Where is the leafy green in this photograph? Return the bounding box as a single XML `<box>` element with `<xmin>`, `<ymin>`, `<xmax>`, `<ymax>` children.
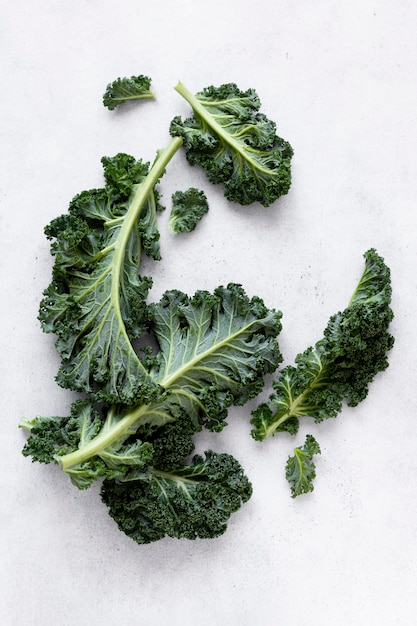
<box><xmin>147</xmin><ymin>284</ymin><xmax>282</xmax><ymax>432</ymax></box>
<box><xmin>169</xmin><ymin>187</ymin><xmax>209</xmax><ymax>234</ymax></box>
<box><xmin>251</xmin><ymin>249</ymin><xmax>394</xmax><ymax>442</ymax></box>
<box><xmin>101</xmin><ymin>450</ymin><xmax>253</xmax><ymax>544</ymax></box>
<box><xmin>103</xmin><ymin>75</ymin><xmax>155</xmax><ymax>110</ymax></box>
<box><xmin>170</xmin><ymin>82</ymin><xmax>293</xmax><ymax>206</ymax></box>
<box><xmin>285</xmin><ymin>435</ymin><xmax>321</xmax><ymax>498</ymax></box>
<box><xmin>22</xmin><ymin>74</ymin><xmax>290</xmax><ymax>539</ymax></box>
<box><xmin>23</xmin><ymin>283</ymin><xmax>283</xmax><ymax>490</ymax></box>
<box><xmin>39</xmin><ymin>141</ymin><xmax>182</xmax><ymax>404</ymax></box>
<box><xmin>21</xmin><ymin>282</ymin><xmax>282</xmax><ymax>540</ymax></box>
<box><xmin>251</xmin><ymin>249</ymin><xmax>394</xmax><ymax>494</ymax></box>
<box><xmin>21</xmin><ymin>74</ymin><xmax>395</xmax><ymax>545</ymax></box>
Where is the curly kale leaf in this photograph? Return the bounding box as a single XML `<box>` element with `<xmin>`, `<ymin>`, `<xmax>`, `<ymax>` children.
<box><xmin>100</xmin><ymin>450</ymin><xmax>253</xmax><ymax>543</ymax></box>
<box><xmin>147</xmin><ymin>283</ymin><xmax>283</xmax><ymax>433</ymax></box>
<box><xmin>251</xmin><ymin>249</ymin><xmax>394</xmax><ymax>440</ymax></box>
<box><xmin>169</xmin><ymin>187</ymin><xmax>209</xmax><ymax>234</ymax></box>
<box><xmin>39</xmin><ymin>143</ymin><xmax>182</xmax><ymax>404</ymax></box>
<box><xmin>170</xmin><ymin>82</ymin><xmax>293</xmax><ymax>206</ymax></box>
<box><xmin>285</xmin><ymin>435</ymin><xmax>321</xmax><ymax>498</ymax></box>
<box><xmin>103</xmin><ymin>75</ymin><xmax>155</xmax><ymax>110</ymax></box>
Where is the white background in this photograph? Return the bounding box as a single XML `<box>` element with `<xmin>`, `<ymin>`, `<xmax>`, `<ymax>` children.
<box><xmin>2</xmin><ymin>1</ymin><xmax>417</xmax><ymax>624</ymax></box>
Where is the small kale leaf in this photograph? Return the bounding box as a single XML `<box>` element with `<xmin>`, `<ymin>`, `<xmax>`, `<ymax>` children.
<box><xmin>285</xmin><ymin>434</ymin><xmax>321</xmax><ymax>498</ymax></box>
<box><xmin>103</xmin><ymin>75</ymin><xmax>155</xmax><ymax>110</ymax></box>
<box><xmin>169</xmin><ymin>187</ymin><xmax>209</xmax><ymax>234</ymax></box>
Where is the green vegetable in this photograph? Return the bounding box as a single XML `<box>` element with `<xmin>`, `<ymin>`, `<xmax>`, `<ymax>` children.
<box><xmin>103</xmin><ymin>75</ymin><xmax>155</xmax><ymax>110</ymax></box>
<box><xmin>169</xmin><ymin>187</ymin><xmax>209</xmax><ymax>234</ymax></box>
<box><xmin>251</xmin><ymin>249</ymin><xmax>394</xmax><ymax>491</ymax></box>
<box><xmin>41</xmin><ymin>76</ymin><xmax>291</xmax><ymax>394</ymax></box>
<box><xmin>24</xmin><ymin>284</ymin><xmax>282</xmax><ymax>480</ymax></box>
<box><xmin>20</xmin><ymin>74</ymin><xmax>394</xmax><ymax>546</ymax></box>
<box><xmin>38</xmin><ymin>144</ymin><xmax>182</xmax><ymax>403</ymax></box>
<box><xmin>170</xmin><ymin>82</ymin><xmax>293</xmax><ymax>206</ymax></box>
<box><xmin>21</xmin><ymin>283</ymin><xmax>282</xmax><ymax>537</ymax></box>
<box><xmin>101</xmin><ymin>450</ymin><xmax>253</xmax><ymax>544</ymax></box>
<box><xmin>251</xmin><ymin>249</ymin><xmax>394</xmax><ymax>440</ymax></box>
<box><xmin>22</xmin><ymin>76</ymin><xmax>289</xmax><ymax>540</ymax></box>
<box><xmin>285</xmin><ymin>435</ymin><xmax>321</xmax><ymax>498</ymax></box>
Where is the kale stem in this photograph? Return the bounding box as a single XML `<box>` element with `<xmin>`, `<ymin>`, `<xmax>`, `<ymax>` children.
<box><xmin>110</xmin><ymin>136</ymin><xmax>183</xmax><ymax>325</ymax></box>
<box><xmin>57</xmin><ymin>404</ymin><xmax>149</xmax><ymax>471</ymax></box>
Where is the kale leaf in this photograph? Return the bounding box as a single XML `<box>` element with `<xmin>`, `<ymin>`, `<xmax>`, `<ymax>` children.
<box><xmin>39</xmin><ymin>144</ymin><xmax>182</xmax><ymax>404</ymax></box>
<box><xmin>170</xmin><ymin>82</ymin><xmax>293</xmax><ymax>206</ymax></box>
<box><xmin>103</xmin><ymin>75</ymin><xmax>155</xmax><ymax>110</ymax></box>
<box><xmin>101</xmin><ymin>451</ymin><xmax>253</xmax><ymax>544</ymax></box>
<box><xmin>285</xmin><ymin>435</ymin><xmax>321</xmax><ymax>498</ymax></box>
<box><xmin>251</xmin><ymin>249</ymin><xmax>394</xmax><ymax>441</ymax></box>
<box><xmin>169</xmin><ymin>187</ymin><xmax>209</xmax><ymax>234</ymax></box>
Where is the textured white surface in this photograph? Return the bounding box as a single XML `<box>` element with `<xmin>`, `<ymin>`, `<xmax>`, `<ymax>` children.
<box><xmin>2</xmin><ymin>1</ymin><xmax>417</xmax><ymax>624</ymax></box>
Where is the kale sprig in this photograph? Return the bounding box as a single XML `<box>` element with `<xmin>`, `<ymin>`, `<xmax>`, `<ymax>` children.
<box><xmin>38</xmin><ymin>144</ymin><xmax>181</xmax><ymax>404</ymax></box>
<box><xmin>285</xmin><ymin>435</ymin><xmax>321</xmax><ymax>498</ymax></box>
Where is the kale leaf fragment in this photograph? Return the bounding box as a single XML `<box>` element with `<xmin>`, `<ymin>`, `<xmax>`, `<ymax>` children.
<box><xmin>169</xmin><ymin>187</ymin><xmax>209</xmax><ymax>234</ymax></box>
<box><xmin>285</xmin><ymin>434</ymin><xmax>321</xmax><ymax>498</ymax></box>
<box><xmin>103</xmin><ymin>75</ymin><xmax>155</xmax><ymax>110</ymax></box>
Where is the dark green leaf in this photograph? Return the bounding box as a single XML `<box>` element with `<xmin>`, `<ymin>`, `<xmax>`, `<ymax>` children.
<box><xmin>170</xmin><ymin>82</ymin><xmax>293</xmax><ymax>206</ymax></box>
<box><xmin>285</xmin><ymin>435</ymin><xmax>321</xmax><ymax>498</ymax></box>
<box><xmin>103</xmin><ymin>75</ymin><xmax>155</xmax><ymax>110</ymax></box>
<box><xmin>101</xmin><ymin>450</ymin><xmax>253</xmax><ymax>543</ymax></box>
